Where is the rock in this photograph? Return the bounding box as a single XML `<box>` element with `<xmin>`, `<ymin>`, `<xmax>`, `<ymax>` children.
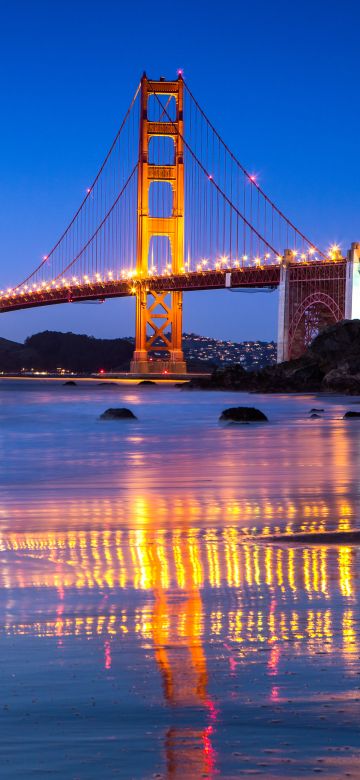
<box><xmin>265</xmin><ymin>530</ymin><xmax>360</xmax><ymax>544</ymax></box>
<box><xmin>100</xmin><ymin>408</ymin><xmax>137</xmax><ymax>420</ymax></box>
<box><xmin>322</xmin><ymin>366</ymin><xmax>360</xmax><ymax>394</ymax></box>
<box><xmin>63</xmin><ymin>380</ymin><xmax>77</xmax><ymax>386</ymax></box>
<box><xmin>97</xmin><ymin>381</ymin><xmax>118</xmax><ymax>386</ymax></box>
<box><xmin>137</xmin><ymin>380</ymin><xmax>157</xmax><ymax>386</ymax></box>
<box><xmin>219</xmin><ymin>406</ymin><xmax>268</xmax><ymax>423</ymax></box>
<box><xmin>343</xmin><ymin>411</ymin><xmax>360</xmax><ymax>419</ymax></box>
<box><xmin>310</xmin><ymin>413</ymin><xmax>321</xmax><ymax>418</ymax></box>
<box><xmin>310</xmin><ymin>408</ymin><xmax>324</xmax><ymax>413</ymax></box>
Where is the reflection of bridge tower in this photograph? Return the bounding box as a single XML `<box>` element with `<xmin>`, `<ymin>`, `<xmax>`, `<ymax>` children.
<box><xmin>150</xmin><ymin>540</ymin><xmax>215</xmax><ymax>778</ymax></box>
<box><xmin>130</xmin><ymin>74</ymin><xmax>186</xmax><ymax>375</ymax></box>
<box><xmin>277</xmin><ymin>244</ymin><xmax>360</xmax><ymax>362</ymax></box>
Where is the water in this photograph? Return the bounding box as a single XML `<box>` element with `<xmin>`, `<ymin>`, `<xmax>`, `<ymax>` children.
<box><xmin>0</xmin><ymin>379</ymin><xmax>359</xmax><ymax>778</ymax></box>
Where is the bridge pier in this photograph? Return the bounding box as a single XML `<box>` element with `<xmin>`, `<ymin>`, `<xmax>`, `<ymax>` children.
<box><xmin>345</xmin><ymin>242</ymin><xmax>360</xmax><ymax>319</ymax></box>
<box><xmin>276</xmin><ymin>250</ymin><xmax>291</xmax><ymax>363</ymax></box>
<box><xmin>130</xmin><ymin>286</ymin><xmax>186</xmax><ymax>375</ymax></box>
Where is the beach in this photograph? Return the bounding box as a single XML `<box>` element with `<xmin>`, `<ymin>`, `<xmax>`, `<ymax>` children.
<box><xmin>0</xmin><ymin>380</ymin><xmax>359</xmax><ymax>778</ymax></box>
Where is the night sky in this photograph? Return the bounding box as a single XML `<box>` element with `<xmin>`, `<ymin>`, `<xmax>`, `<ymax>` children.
<box><xmin>1</xmin><ymin>0</ymin><xmax>359</xmax><ymax>344</ymax></box>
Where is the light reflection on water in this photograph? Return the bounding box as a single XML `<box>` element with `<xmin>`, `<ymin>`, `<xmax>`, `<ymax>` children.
<box><xmin>0</xmin><ymin>380</ymin><xmax>360</xmax><ymax>778</ymax></box>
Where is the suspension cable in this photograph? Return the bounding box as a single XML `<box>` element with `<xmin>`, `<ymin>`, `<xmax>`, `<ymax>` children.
<box><xmin>183</xmin><ymin>81</ymin><xmax>325</xmax><ymax>258</ymax></box>
<box><xmin>53</xmin><ymin>163</ymin><xmax>138</xmax><ymax>280</ymax></box>
<box><xmin>16</xmin><ymin>81</ymin><xmax>141</xmax><ymax>289</ymax></box>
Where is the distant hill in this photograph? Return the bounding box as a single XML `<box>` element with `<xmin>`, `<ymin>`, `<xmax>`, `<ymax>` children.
<box><xmin>182</xmin><ymin>333</ymin><xmax>277</xmax><ymax>369</ymax></box>
<box><xmin>0</xmin><ymin>337</ymin><xmax>39</xmax><ymax>372</ymax></box>
<box><xmin>0</xmin><ymin>331</ymin><xmax>133</xmax><ymax>373</ymax></box>
<box><xmin>0</xmin><ymin>330</ymin><xmax>277</xmax><ymax>374</ymax></box>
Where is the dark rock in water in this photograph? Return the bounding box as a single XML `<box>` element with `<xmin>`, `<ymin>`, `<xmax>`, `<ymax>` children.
<box><xmin>220</xmin><ymin>406</ymin><xmax>268</xmax><ymax>423</ymax></box>
<box><xmin>265</xmin><ymin>529</ymin><xmax>360</xmax><ymax>545</ymax></box>
<box><xmin>310</xmin><ymin>408</ymin><xmax>324</xmax><ymax>413</ymax></box>
<box><xmin>97</xmin><ymin>381</ymin><xmax>118</xmax><ymax>386</ymax></box>
<box><xmin>343</xmin><ymin>410</ymin><xmax>360</xmax><ymax>419</ymax></box>
<box><xmin>138</xmin><ymin>380</ymin><xmax>157</xmax><ymax>386</ymax></box>
<box><xmin>63</xmin><ymin>380</ymin><xmax>77</xmax><ymax>386</ymax></box>
<box><xmin>100</xmin><ymin>408</ymin><xmax>137</xmax><ymax>420</ymax></box>
<box><xmin>310</xmin><ymin>413</ymin><xmax>321</xmax><ymax>418</ymax></box>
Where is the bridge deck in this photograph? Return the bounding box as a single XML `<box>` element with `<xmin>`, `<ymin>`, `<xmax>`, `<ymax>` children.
<box><xmin>0</xmin><ymin>265</ymin><xmax>282</xmax><ymax>313</ymax></box>
<box><xmin>0</xmin><ymin>261</ymin><xmax>346</xmax><ymax>314</ymax></box>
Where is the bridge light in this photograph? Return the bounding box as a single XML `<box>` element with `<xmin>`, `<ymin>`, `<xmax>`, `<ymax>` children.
<box><xmin>309</xmin><ymin>247</ymin><xmax>316</xmax><ymax>255</ymax></box>
<box><xmin>43</xmin><ymin>255</ymin><xmax>48</xmax><ymax>261</ymax></box>
<box><xmin>242</xmin><ymin>255</ymin><xmax>248</xmax><ymax>262</ymax></box>
<box><xmin>328</xmin><ymin>243</ymin><xmax>340</xmax><ymax>260</ymax></box>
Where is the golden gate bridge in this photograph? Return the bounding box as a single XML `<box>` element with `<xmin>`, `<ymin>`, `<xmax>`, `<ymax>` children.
<box><xmin>1</xmin><ymin>73</ymin><xmax>359</xmax><ymax>372</ymax></box>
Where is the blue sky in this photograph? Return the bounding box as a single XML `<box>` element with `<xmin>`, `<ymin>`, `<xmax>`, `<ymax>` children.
<box><xmin>0</xmin><ymin>0</ymin><xmax>359</xmax><ymax>343</ymax></box>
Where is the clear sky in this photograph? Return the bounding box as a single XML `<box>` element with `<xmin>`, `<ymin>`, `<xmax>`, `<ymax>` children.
<box><xmin>1</xmin><ymin>0</ymin><xmax>359</xmax><ymax>344</ymax></box>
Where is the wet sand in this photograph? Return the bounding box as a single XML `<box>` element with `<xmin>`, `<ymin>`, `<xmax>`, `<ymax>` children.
<box><xmin>0</xmin><ymin>381</ymin><xmax>359</xmax><ymax>778</ymax></box>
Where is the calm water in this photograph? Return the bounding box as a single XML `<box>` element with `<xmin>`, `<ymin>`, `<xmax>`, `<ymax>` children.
<box><xmin>0</xmin><ymin>380</ymin><xmax>359</xmax><ymax>779</ymax></box>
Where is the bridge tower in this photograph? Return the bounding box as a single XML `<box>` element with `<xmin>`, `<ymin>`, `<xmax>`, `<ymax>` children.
<box><xmin>130</xmin><ymin>74</ymin><xmax>186</xmax><ymax>375</ymax></box>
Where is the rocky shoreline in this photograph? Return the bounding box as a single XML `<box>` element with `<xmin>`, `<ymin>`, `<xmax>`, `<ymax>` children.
<box><xmin>183</xmin><ymin>320</ymin><xmax>360</xmax><ymax>394</ymax></box>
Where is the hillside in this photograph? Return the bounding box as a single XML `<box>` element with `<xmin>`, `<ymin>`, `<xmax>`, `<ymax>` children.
<box><xmin>185</xmin><ymin>320</ymin><xmax>360</xmax><ymax>394</ymax></box>
<box><xmin>0</xmin><ymin>331</ymin><xmax>133</xmax><ymax>373</ymax></box>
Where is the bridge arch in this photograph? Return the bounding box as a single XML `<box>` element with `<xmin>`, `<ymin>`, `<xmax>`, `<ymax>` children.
<box><xmin>288</xmin><ymin>291</ymin><xmax>343</xmax><ymax>359</ymax></box>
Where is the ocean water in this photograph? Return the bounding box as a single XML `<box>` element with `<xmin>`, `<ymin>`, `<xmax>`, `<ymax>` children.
<box><xmin>0</xmin><ymin>379</ymin><xmax>359</xmax><ymax>779</ymax></box>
